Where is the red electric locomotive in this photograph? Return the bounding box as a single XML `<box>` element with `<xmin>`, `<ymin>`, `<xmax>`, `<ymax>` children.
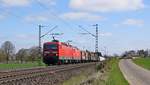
<box><xmin>43</xmin><ymin>40</ymin><xmax>81</xmax><ymax>65</ymax></box>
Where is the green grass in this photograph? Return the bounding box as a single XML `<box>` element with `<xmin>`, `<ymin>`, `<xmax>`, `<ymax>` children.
<box><xmin>81</xmin><ymin>58</ymin><xmax>129</xmax><ymax>85</ymax></box>
<box><xmin>0</xmin><ymin>62</ymin><xmax>46</xmax><ymax>70</ymax></box>
<box><xmin>133</xmin><ymin>58</ymin><xmax>150</xmax><ymax>70</ymax></box>
<box><xmin>105</xmin><ymin>59</ymin><xmax>129</xmax><ymax>85</ymax></box>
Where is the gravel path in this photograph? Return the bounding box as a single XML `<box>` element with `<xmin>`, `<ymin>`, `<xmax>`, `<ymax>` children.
<box><xmin>119</xmin><ymin>59</ymin><xmax>150</xmax><ymax>85</ymax></box>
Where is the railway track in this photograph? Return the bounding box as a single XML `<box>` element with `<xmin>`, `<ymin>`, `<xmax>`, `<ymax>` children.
<box><xmin>0</xmin><ymin>63</ymin><xmax>96</xmax><ymax>85</ymax></box>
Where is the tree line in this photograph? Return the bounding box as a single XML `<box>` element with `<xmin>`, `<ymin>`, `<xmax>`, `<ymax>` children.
<box><xmin>0</xmin><ymin>41</ymin><xmax>40</xmax><ymax>63</ymax></box>
<box><xmin>122</xmin><ymin>49</ymin><xmax>150</xmax><ymax>58</ymax></box>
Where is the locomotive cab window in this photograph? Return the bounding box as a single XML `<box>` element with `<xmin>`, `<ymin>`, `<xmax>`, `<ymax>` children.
<box><xmin>44</xmin><ymin>44</ymin><xmax>58</xmax><ymax>50</ymax></box>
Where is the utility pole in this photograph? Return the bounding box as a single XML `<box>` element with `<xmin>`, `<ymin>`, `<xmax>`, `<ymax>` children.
<box><xmin>39</xmin><ymin>25</ymin><xmax>43</xmax><ymax>56</ymax></box>
<box><xmin>79</xmin><ymin>24</ymin><xmax>100</xmax><ymax>61</ymax></box>
<box><xmin>93</xmin><ymin>24</ymin><xmax>99</xmax><ymax>61</ymax></box>
<box><xmin>38</xmin><ymin>25</ymin><xmax>43</xmax><ymax>65</ymax></box>
<box><xmin>93</xmin><ymin>24</ymin><xmax>99</xmax><ymax>53</ymax></box>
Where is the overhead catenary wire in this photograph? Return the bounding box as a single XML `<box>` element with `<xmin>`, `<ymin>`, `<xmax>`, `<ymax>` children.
<box><xmin>35</xmin><ymin>0</ymin><xmax>83</xmax><ymax>33</ymax></box>
<box><xmin>40</xmin><ymin>25</ymin><xmax>58</xmax><ymax>38</ymax></box>
<box><xmin>35</xmin><ymin>1</ymin><xmax>72</xmax><ymax>26</ymax></box>
<box><xmin>0</xmin><ymin>6</ymin><xmax>41</xmax><ymax>26</ymax></box>
<box><xmin>0</xmin><ymin>0</ymin><xmax>91</xmax><ymax>37</ymax></box>
<box><xmin>0</xmin><ymin>1</ymin><xmax>100</xmax><ymax>53</ymax></box>
<box><xmin>0</xmin><ymin>1</ymin><xmax>92</xmax><ymax>34</ymax></box>
<box><xmin>78</xmin><ymin>25</ymin><xmax>96</xmax><ymax>37</ymax></box>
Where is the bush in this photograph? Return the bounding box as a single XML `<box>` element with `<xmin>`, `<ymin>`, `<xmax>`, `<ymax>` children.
<box><xmin>96</xmin><ymin>63</ymin><xmax>104</xmax><ymax>71</ymax></box>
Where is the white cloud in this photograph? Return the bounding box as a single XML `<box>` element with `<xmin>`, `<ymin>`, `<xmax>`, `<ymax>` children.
<box><xmin>0</xmin><ymin>0</ymin><xmax>56</xmax><ymax>7</ymax></box>
<box><xmin>122</xmin><ymin>19</ymin><xmax>144</xmax><ymax>26</ymax></box>
<box><xmin>69</xmin><ymin>0</ymin><xmax>145</xmax><ymax>12</ymax></box>
<box><xmin>37</xmin><ymin>0</ymin><xmax>56</xmax><ymax>6</ymax></box>
<box><xmin>0</xmin><ymin>12</ymin><xmax>9</xmax><ymax>20</ymax></box>
<box><xmin>24</xmin><ymin>15</ymin><xmax>48</xmax><ymax>22</ymax></box>
<box><xmin>114</xmin><ymin>19</ymin><xmax>144</xmax><ymax>27</ymax></box>
<box><xmin>1</xmin><ymin>0</ymin><xmax>30</xmax><ymax>7</ymax></box>
<box><xmin>0</xmin><ymin>14</ymin><xmax>6</xmax><ymax>20</ymax></box>
<box><xmin>60</xmin><ymin>12</ymin><xmax>104</xmax><ymax>21</ymax></box>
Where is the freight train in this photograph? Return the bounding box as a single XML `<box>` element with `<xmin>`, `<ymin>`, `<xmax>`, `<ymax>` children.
<box><xmin>43</xmin><ymin>40</ymin><xmax>101</xmax><ymax>65</ymax></box>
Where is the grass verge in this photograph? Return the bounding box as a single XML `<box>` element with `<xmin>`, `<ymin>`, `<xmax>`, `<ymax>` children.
<box><xmin>133</xmin><ymin>58</ymin><xmax>150</xmax><ymax>70</ymax></box>
<box><xmin>92</xmin><ymin>58</ymin><xmax>128</xmax><ymax>85</ymax></box>
<box><xmin>63</xmin><ymin>58</ymin><xmax>129</xmax><ymax>85</ymax></box>
<box><xmin>0</xmin><ymin>62</ymin><xmax>46</xmax><ymax>70</ymax></box>
<box><xmin>105</xmin><ymin>58</ymin><xmax>129</xmax><ymax>85</ymax></box>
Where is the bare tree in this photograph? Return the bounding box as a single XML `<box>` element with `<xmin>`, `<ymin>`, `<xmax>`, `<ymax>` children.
<box><xmin>0</xmin><ymin>49</ymin><xmax>5</xmax><ymax>62</ymax></box>
<box><xmin>1</xmin><ymin>41</ymin><xmax>15</xmax><ymax>63</ymax></box>
<box><xmin>16</xmin><ymin>49</ymin><xmax>27</xmax><ymax>63</ymax></box>
<box><xmin>137</xmin><ymin>50</ymin><xmax>145</xmax><ymax>57</ymax></box>
<box><xmin>28</xmin><ymin>46</ymin><xmax>39</xmax><ymax>63</ymax></box>
<box><xmin>16</xmin><ymin>46</ymin><xmax>39</xmax><ymax>63</ymax></box>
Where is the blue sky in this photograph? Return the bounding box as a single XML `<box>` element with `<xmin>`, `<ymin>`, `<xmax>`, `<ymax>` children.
<box><xmin>0</xmin><ymin>0</ymin><xmax>150</xmax><ymax>55</ymax></box>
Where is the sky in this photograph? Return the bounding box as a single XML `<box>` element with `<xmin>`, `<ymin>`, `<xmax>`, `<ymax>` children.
<box><xmin>0</xmin><ymin>0</ymin><xmax>150</xmax><ymax>55</ymax></box>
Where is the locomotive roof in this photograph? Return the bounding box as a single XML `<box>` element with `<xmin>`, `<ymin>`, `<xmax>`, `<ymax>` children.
<box><xmin>61</xmin><ymin>42</ymin><xmax>79</xmax><ymax>50</ymax></box>
<box><xmin>44</xmin><ymin>41</ymin><xmax>101</xmax><ymax>53</ymax></box>
<box><xmin>44</xmin><ymin>41</ymin><xmax>79</xmax><ymax>50</ymax></box>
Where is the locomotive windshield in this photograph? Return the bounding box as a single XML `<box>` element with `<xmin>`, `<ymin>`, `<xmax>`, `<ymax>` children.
<box><xmin>44</xmin><ymin>44</ymin><xmax>58</xmax><ymax>50</ymax></box>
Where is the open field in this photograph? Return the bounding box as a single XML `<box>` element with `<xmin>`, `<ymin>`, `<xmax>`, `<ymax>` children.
<box><xmin>0</xmin><ymin>62</ymin><xmax>46</xmax><ymax>70</ymax></box>
<box><xmin>133</xmin><ymin>58</ymin><xmax>150</xmax><ymax>70</ymax></box>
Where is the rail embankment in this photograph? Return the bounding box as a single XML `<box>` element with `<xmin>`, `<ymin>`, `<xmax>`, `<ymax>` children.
<box><xmin>63</xmin><ymin>58</ymin><xmax>128</xmax><ymax>85</ymax></box>
<box><xmin>0</xmin><ymin>63</ymin><xmax>96</xmax><ymax>85</ymax></box>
